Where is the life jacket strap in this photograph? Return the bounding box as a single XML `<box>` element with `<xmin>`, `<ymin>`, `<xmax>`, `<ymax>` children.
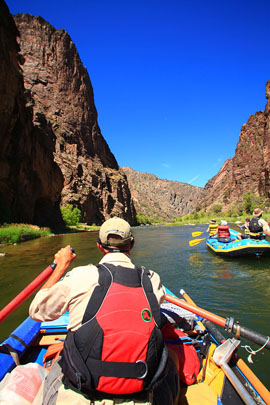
<box><xmin>249</xmin><ymin>231</ymin><xmax>262</xmax><ymax>237</ymax></box>
<box><xmin>86</xmin><ymin>358</ymin><xmax>148</xmax><ymax>379</ymax></box>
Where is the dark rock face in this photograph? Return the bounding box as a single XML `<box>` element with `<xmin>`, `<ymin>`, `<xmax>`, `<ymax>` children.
<box><xmin>0</xmin><ymin>4</ymin><xmax>136</xmax><ymax>227</ymax></box>
<box><xmin>13</xmin><ymin>13</ymin><xmax>136</xmax><ymax>225</ymax></box>
<box><xmin>122</xmin><ymin>167</ymin><xmax>204</xmax><ymax>220</ymax></box>
<box><xmin>203</xmin><ymin>82</ymin><xmax>270</xmax><ymax>208</ymax></box>
<box><xmin>0</xmin><ymin>1</ymin><xmax>64</xmax><ymax>228</ymax></box>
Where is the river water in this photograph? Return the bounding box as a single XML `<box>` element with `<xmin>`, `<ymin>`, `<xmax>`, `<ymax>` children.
<box><xmin>0</xmin><ymin>225</ymin><xmax>269</xmax><ymax>387</ymax></box>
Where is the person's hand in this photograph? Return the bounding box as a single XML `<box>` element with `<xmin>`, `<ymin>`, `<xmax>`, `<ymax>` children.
<box><xmin>54</xmin><ymin>245</ymin><xmax>76</xmax><ymax>269</ymax></box>
<box><xmin>40</xmin><ymin>246</ymin><xmax>76</xmax><ymax>290</ymax></box>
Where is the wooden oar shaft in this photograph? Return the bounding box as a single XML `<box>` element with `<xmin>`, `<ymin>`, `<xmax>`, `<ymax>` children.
<box><xmin>180</xmin><ymin>289</ymin><xmax>206</xmax><ymax>331</ymax></box>
<box><xmin>235</xmin><ymin>356</ymin><xmax>270</xmax><ymax>404</ymax></box>
<box><xmin>180</xmin><ymin>289</ymin><xmax>197</xmax><ymax>307</ymax></box>
<box><xmin>165</xmin><ymin>294</ymin><xmax>226</xmax><ymax>327</ymax></box>
<box><xmin>0</xmin><ymin>263</ymin><xmax>55</xmax><ymax>323</ymax></box>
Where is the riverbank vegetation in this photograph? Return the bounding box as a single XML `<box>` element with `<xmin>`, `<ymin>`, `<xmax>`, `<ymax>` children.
<box><xmin>0</xmin><ymin>224</ymin><xmax>52</xmax><ymax>245</ymax></box>
<box><xmin>0</xmin><ymin>205</ymin><xmax>96</xmax><ymax>245</ymax></box>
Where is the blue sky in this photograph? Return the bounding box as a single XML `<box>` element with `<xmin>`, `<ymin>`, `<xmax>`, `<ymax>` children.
<box><xmin>6</xmin><ymin>0</ymin><xmax>270</xmax><ymax>188</ymax></box>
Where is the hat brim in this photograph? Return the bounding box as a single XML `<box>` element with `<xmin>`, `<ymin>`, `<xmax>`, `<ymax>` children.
<box><xmin>253</xmin><ymin>210</ymin><xmax>263</xmax><ymax>217</ymax></box>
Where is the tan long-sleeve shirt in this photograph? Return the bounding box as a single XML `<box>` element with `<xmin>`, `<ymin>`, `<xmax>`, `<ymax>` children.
<box><xmin>29</xmin><ymin>252</ymin><xmax>166</xmax><ymax>331</ymax></box>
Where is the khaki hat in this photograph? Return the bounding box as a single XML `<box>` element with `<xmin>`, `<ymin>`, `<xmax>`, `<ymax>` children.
<box><xmin>99</xmin><ymin>217</ymin><xmax>133</xmax><ymax>246</ymax></box>
<box><xmin>253</xmin><ymin>208</ymin><xmax>263</xmax><ymax>217</ymax></box>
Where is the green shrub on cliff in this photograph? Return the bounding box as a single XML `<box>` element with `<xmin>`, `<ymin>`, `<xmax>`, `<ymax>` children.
<box><xmin>61</xmin><ymin>204</ymin><xmax>82</xmax><ymax>226</ymax></box>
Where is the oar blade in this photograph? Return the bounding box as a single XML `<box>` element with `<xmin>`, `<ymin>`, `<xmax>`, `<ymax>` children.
<box><xmin>189</xmin><ymin>238</ymin><xmax>206</xmax><ymax>246</ymax></box>
<box><xmin>192</xmin><ymin>231</ymin><xmax>204</xmax><ymax>237</ymax></box>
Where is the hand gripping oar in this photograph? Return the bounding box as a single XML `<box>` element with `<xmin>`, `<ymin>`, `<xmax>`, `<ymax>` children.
<box><xmin>0</xmin><ymin>247</ymin><xmax>75</xmax><ymax>324</ymax></box>
<box><xmin>165</xmin><ymin>294</ymin><xmax>270</xmax><ymax>350</ymax></box>
<box><xmin>189</xmin><ymin>237</ymin><xmax>206</xmax><ymax>246</ymax></box>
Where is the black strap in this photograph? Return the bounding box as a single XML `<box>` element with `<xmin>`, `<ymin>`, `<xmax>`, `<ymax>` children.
<box><xmin>10</xmin><ymin>334</ymin><xmax>27</xmax><ymax>348</ymax></box>
<box><xmin>82</xmin><ymin>265</ymin><xmax>112</xmax><ymax>324</ymax></box>
<box><xmin>80</xmin><ymin>319</ymin><xmax>101</xmax><ymax>361</ymax></box>
<box><xmin>63</xmin><ymin>376</ymin><xmax>149</xmax><ymax>401</ymax></box>
<box><xmin>86</xmin><ymin>358</ymin><xmax>148</xmax><ymax>379</ymax></box>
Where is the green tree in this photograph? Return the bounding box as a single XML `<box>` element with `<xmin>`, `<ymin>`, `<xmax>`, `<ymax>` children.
<box><xmin>136</xmin><ymin>212</ymin><xmax>152</xmax><ymax>224</ymax></box>
<box><xmin>212</xmin><ymin>204</ymin><xmax>222</xmax><ymax>214</ymax></box>
<box><xmin>242</xmin><ymin>191</ymin><xmax>256</xmax><ymax>214</ymax></box>
<box><xmin>61</xmin><ymin>204</ymin><xmax>82</xmax><ymax>226</ymax></box>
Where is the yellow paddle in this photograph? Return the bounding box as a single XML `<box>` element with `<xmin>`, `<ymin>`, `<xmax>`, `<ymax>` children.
<box><xmin>191</xmin><ymin>231</ymin><xmax>204</xmax><ymax>237</ymax></box>
<box><xmin>189</xmin><ymin>237</ymin><xmax>206</xmax><ymax>246</ymax></box>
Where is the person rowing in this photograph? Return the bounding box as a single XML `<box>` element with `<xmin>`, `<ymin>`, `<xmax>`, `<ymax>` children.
<box><xmin>206</xmin><ymin>219</ymin><xmax>218</xmax><ymax>238</ymax></box>
<box><xmin>248</xmin><ymin>208</ymin><xmax>270</xmax><ymax>240</ymax></box>
<box><xmin>236</xmin><ymin>218</ymin><xmax>251</xmax><ymax>240</ymax></box>
<box><xmin>29</xmin><ymin>217</ymin><xmax>180</xmax><ymax>405</ymax></box>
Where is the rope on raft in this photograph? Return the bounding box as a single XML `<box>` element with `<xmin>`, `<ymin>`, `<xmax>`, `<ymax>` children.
<box><xmin>241</xmin><ymin>336</ymin><xmax>270</xmax><ymax>364</ymax></box>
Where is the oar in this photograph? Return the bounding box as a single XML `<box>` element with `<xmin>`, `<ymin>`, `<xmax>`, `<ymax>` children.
<box><xmin>180</xmin><ymin>290</ymin><xmax>270</xmax><ymax>404</ymax></box>
<box><xmin>0</xmin><ymin>247</ymin><xmax>75</xmax><ymax>323</ymax></box>
<box><xmin>189</xmin><ymin>237</ymin><xmax>206</xmax><ymax>246</ymax></box>
<box><xmin>192</xmin><ymin>231</ymin><xmax>204</xmax><ymax>237</ymax></box>
<box><xmin>165</xmin><ymin>294</ymin><xmax>270</xmax><ymax>350</ymax></box>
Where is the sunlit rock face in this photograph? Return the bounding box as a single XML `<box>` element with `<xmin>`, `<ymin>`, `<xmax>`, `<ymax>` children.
<box><xmin>12</xmin><ymin>13</ymin><xmax>136</xmax><ymax>225</ymax></box>
<box><xmin>203</xmin><ymin>81</ymin><xmax>270</xmax><ymax>209</ymax></box>
<box><xmin>122</xmin><ymin>167</ymin><xmax>204</xmax><ymax>221</ymax></box>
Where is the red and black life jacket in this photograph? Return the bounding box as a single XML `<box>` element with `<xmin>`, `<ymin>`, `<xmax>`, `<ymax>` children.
<box><xmin>60</xmin><ymin>264</ymin><xmax>168</xmax><ymax>398</ymax></box>
<box><xmin>217</xmin><ymin>225</ymin><xmax>230</xmax><ymax>238</ymax></box>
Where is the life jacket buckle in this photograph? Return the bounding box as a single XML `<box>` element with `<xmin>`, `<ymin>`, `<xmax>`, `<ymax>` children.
<box><xmin>76</xmin><ymin>372</ymin><xmax>82</xmax><ymax>390</ymax></box>
<box><xmin>136</xmin><ymin>360</ymin><xmax>148</xmax><ymax>379</ymax></box>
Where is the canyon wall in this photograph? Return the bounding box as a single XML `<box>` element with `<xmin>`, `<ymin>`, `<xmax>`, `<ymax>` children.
<box><xmin>0</xmin><ymin>1</ymin><xmax>136</xmax><ymax>227</ymax></box>
<box><xmin>122</xmin><ymin>167</ymin><xmax>204</xmax><ymax>221</ymax></box>
<box><xmin>3</xmin><ymin>0</ymin><xmax>269</xmax><ymax>226</ymax></box>
<box><xmin>0</xmin><ymin>1</ymin><xmax>64</xmax><ymax>228</ymax></box>
<box><xmin>14</xmin><ymin>13</ymin><xmax>136</xmax><ymax>225</ymax></box>
<box><xmin>203</xmin><ymin>82</ymin><xmax>270</xmax><ymax>209</ymax></box>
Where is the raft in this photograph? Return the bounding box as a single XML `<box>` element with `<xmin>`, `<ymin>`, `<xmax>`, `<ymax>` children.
<box><xmin>0</xmin><ymin>288</ymin><xmax>269</xmax><ymax>405</ymax></box>
<box><xmin>206</xmin><ymin>229</ymin><xmax>270</xmax><ymax>257</ymax></box>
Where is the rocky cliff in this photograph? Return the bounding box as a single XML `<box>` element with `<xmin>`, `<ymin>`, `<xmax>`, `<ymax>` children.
<box><xmin>0</xmin><ymin>6</ymin><xmax>136</xmax><ymax>226</ymax></box>
<box><xmin>203</xmin><ymin>81</ymin><xmax>270</xmax><ymax>208</ymax></box>
<box><xmin>0</xmin><ymin>1</ymin><xmax>64</xmax><ymax>228</ymax></box>
<box><xmin>122</xmin><ymin>167</ymin><xmax>204</xmax><ymax>221</ymax></box>
<box><xmin>13</xmin><ymin>13</ymin><xmax>136</xmax><ymax>225</ymax></box>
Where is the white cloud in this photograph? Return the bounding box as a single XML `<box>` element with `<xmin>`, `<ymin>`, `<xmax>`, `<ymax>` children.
<box><xmin>188</xmin><ymin>174</ymin><xmax>200</xmax><ymax>184</ymax></box>
<box><xmin>211</xmin><ymin>157</ymin><xmax>224</xmax><ymax>169</ymax></box>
